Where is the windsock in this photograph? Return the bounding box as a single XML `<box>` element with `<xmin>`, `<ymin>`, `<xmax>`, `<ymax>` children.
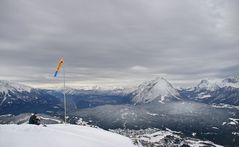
<box><xmin>54</xmin><ymin>58</ymin><xmax>64</xmax><ymax>77</ymax></box>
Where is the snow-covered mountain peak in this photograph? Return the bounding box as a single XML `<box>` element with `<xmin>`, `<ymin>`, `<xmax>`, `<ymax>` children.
<box><xmin>223</xmin><ymin>76</ymin><xmax>239</xmax><ymax>83</ymax></box>
<box><xmin>192</xmin><ymin>76</ymin><xmax>239</xmax><ymax>91</ymax></box>
<box><xmin>195</xmin><ymin>79</ymin><xmax>219</xmax><ymax>91</ymax></box>
<box><xmin>132</xmin><ymin>77</ymin><xmax>180</xmax><ymax>104</ymax></box>
<box><xmin>221</xmin><ymin>76</ymin><xmax>239</xmax><ymax>88</ymax></box>
<box><xmin>139</xmin><ymin>77</ymin><xmax>172</xmax><ymax>88</ymax></box>
<box><xmin>0</xmin><ymin>80</ymin><xmax>32</xmax><ymax>94</ymax></box>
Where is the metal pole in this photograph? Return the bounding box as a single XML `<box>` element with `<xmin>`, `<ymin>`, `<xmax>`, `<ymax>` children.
<box><xmin>63</xmin><ymin>67</ymin><xmax>66</xmax><ymax>124</ymax></box>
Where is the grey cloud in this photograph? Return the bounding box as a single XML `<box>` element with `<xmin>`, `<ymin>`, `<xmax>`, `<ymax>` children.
<box><xmin>0</xmin><ymin>0</ymin><xmax>238</xmax><ymax>88</ymax></box>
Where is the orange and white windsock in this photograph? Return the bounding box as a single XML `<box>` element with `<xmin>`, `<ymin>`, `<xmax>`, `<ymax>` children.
<box><xmin>54</xmin><ymin>58</ymin><xmax>64</xmax><ymax>77</ymax></box>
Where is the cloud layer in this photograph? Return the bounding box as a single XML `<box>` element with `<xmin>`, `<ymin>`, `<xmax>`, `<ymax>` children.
<box><xmin>0</xmin><ymin>0</ymin><xmax>239</xmax><ymax>89</ymax></box>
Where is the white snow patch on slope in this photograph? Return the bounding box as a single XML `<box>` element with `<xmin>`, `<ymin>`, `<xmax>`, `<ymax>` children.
<box><xmin>146</xmin><ymin>112</ymin><xmax>158</xmax><ymax>116</ymax></box>
<box><xmin>232</xmin><ymin>132</ymin><xmax>239</xmax><ymax>136</ymax></box>
<box><xmin>0</xmin><ymin>124</ymin><xmax>136</xmax><ymax>147</ymax></box>
<box><xmin>200</xmin><ymin>94</ymin><xmax>211</xmax><ymax>99</ymax></box>
<box><xmin>197</xmin><ymin>92</ymin><xmax>211</xmax><ymax>99</ymax></box>
<box><xmin>185</xmin><ymin>139</ymin><xmax>223</xmax><ymax>147</ymax></box>
<box><xmin>228</xmin><ymin>118</ymin><xmax>239</xmax><ymax>125</ymax></box>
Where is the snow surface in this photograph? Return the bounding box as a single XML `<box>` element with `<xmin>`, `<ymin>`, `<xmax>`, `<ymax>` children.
<box><xmin>0</xmin><ymin>124</ymin><xmax>136</xmax><ymax>147</ymax></box>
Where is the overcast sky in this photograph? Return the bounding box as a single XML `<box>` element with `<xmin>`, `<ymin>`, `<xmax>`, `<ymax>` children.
<box><xmin>0</xmin><ymin>0</ymin><xmax>239</xmax><ymax>89</ymax></box>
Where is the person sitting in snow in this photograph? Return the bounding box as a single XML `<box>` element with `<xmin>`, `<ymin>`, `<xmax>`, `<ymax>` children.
<box><xmin>29</xmin><ymin>113</ymin><xmax>40</xmax><ymax>125</ymax></box>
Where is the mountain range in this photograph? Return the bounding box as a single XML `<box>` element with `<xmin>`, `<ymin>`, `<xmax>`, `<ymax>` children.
<box><xmin>0</xmin><ymin>80</ymin><xmax>63</xmax><ymax>115</ymax></box>
<box><xmin>131</xmin><ymin>76</ymin><xmax>239</xmax><ymax>106</ymax></box>
<box><xmin>1</xmin><ymin>76</ymin><xmax>239</xmax><ymax>115</ymax></box>
<box><xmin>180</xmin><ymin>76</ymin><xmax>239</xmax><ymax>105</ymax></box>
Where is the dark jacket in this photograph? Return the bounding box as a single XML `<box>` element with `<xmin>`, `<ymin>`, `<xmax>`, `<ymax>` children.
<box><xmin>29</xmin><ymin>114</ymin><xmax>40</xmax><ymax>125</ymax></box>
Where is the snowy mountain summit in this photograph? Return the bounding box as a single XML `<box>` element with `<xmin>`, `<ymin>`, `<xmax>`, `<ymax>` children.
<box><xmin>193</xmin><ymin>76</ymin><xmax>239</xmax><ymax>92</ymax></box>
<box><xmin>195</xmin><ymin>80</ymin><xmax>220</xmax><ymax>91</ymax></box>
<box><xmin>0</xmin><ymin>80</ymin><xmax>31</xmax><ymax>94</ymax></box>
<box><xmin>221</xmin><ymin>76</ymin><xmax>239</xmax><ymax>88</ymax></box>
<box><xmin>0</xmin><ymin>124</ymin><xmax>136</xmax><ymax>147</ymax></box>
<box><xmin>132</xmin><ymin>77</ymin><xmax>180</xmax><ymax>104</ymax></box>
